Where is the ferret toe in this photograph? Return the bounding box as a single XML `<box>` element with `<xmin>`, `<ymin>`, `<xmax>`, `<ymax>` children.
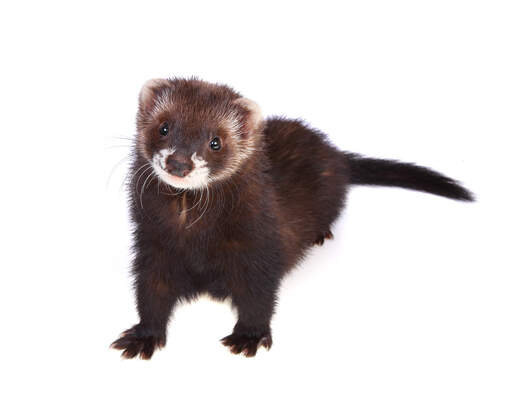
<box><xmin>314</xmin><ymin>230</ymin><xmax>334</xmax><ymax>246</ymax></box>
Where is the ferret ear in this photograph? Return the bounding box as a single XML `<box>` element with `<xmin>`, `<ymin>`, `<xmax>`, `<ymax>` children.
<box><xmin>139</xmin><ymin>78</ymin><xmax>170</xmax><ymax>114</ymax></box>
<box><xmin>233</xmin><ymin>97</ymin><xmax>264</xmax><ymax>134</ymax></box>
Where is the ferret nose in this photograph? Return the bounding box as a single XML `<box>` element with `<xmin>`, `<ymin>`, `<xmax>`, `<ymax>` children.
<box><xmin>165</xmin><ymin>155</ymin><xmax>193</xmax><ymax>177</ymax></box>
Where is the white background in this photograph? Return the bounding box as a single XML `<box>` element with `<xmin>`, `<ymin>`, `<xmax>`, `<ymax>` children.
<box><xmin>1</xmin><ymin>1</ymin><xmax>510</xmax><ymax>396</ymax></box>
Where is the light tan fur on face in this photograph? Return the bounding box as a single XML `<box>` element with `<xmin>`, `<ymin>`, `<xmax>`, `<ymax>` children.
<box><xmin>210</xmin><ymin>98</ymin><xmax>264</xmax><ymax>183</ymax></box>
<box><xmin>136</xmin><ymin>79</ymin><xmax>176</xmax><ymax>159</ymax></box>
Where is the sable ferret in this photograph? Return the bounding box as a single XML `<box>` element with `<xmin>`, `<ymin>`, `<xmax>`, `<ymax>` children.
<box><xmin>111</xmin><ymin>77</ymin><xmax>473</xmax><ymax>359</ymax></box>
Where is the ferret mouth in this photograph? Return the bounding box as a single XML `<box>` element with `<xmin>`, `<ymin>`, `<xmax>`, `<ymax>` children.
<box><xmin>151</xmin><ymin>152</ymin><xmax>210</xmax><ymax>190</ymax></box>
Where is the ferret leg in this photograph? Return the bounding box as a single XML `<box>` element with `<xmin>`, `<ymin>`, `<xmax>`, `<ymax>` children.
<box><xmin>111</xmin><ymin>259</ymin><xmax>179</xmax><ymax>359</ymax></box>
<box><xmin>221</xmin><ymin>280</ymin><xmax>278</xmax><ymax>357</ymax></box>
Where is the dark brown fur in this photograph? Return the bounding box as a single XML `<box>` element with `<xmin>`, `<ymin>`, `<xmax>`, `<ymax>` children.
<box><xmin>111</xmin><ymin>78</ymin><xmax>473</xmax><ymax>359</ymax></box>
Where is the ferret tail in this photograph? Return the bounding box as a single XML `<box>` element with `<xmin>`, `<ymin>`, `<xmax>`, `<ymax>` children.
<box><xmin>345</xmin><ymin>152</ymin><xmax>474</xmax><ymax>202</ymax></box>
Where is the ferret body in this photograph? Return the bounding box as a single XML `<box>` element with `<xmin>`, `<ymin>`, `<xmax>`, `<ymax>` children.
<box><xmin>111</xmin><ymin>78</ymin><xmax>473</xmax><ymax>359</ymax></box>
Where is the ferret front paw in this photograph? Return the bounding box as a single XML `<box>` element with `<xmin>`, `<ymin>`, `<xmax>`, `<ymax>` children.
<box><xmin>110</xmin><ymin>324</ymin><xmax>166</xmax><ymax>360</ymax></box>
<box><xmin>220</xmin><ymin>329</ymin><xmax>272</xmax><ymax>357</ymax></box>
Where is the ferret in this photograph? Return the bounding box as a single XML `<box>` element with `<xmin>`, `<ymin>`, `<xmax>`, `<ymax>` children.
<box><xmin>111</xmin><ymin>77</ymin><xmax>473</xmax><ymax>359</ymax></box>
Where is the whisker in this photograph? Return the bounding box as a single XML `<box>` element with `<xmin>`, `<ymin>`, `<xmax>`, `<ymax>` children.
<box><xmin>198</xmin><ymin>186</ymin><xmax>208</xmax><ymax>212</ymax></box>
<box><xmin>123</xmin><ymin>162</ymin><xmax>149</xmax><ymax>191</ymax></box>
<box><xmin>160</xmin><ymin>184</ymin><xmax>185</xmax><ymax>196</ymax></box>
<box><xmin>111</xmin><ymin>136</ymin><xmax>137</xmax><ymax>141</ymax></box>
<box><xmin>180</xmin><ymin>190</ymin><xmax>202</xmax><ymax>213</ymax></box>
<box><xmin>106</xmin><ymin>156</ymin><xmax>129</xmax><ymax>190</ymax></box>
<box><xmin>134</xmin><ymin>164</ymin><xmax>153</xmax><ymax>195</ymax></box>
<box><xmin>106</xmin><ymin>145</ymin><xmax>133</xmax><ymax>150</ymax></box>
<box><xmin>187</xmin><ymin>185</ymin><xmax>211</xmax><ymax>229</ymax></box>
<box><xmin>139</xmin><ymin>168</ymin><xmax>156</xmax><ymax>210</ymax></box>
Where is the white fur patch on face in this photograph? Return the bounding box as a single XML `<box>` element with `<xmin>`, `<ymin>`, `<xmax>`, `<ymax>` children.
<box><xmin>152</xmin><ymin>149</ymin><xmax>210</xmax><ymax>190</ymax></box>
<box><xmin>153</xmin><ymin>147</ymin><xmax>176</xmax><ymax>169</ymax></box>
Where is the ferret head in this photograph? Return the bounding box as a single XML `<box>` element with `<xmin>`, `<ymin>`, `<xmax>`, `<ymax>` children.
<box><xmin>135</xmin><ymin>78</ymin><xmax>264</xmax><ymax>190</ymax></box>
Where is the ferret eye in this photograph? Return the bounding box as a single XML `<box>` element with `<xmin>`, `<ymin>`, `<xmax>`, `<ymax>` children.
<box><xmin>209</xmin><ymin>137</ymin><xmax>221</xmax><ymax>151</ymax></box>
<box><xmin>159</xmin><ymin>122</ymin><xmax>169</xmax><ymax>136</ymax></box>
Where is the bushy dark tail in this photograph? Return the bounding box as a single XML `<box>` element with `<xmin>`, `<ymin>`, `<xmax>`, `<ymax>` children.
<box><xmin>346</xmin><ymin>153</ymin><xmax>474</xmax><ymax>201</ymax></box>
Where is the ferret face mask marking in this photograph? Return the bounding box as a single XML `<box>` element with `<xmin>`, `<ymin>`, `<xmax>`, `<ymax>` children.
<box><xmin>136</xmin><ymin>78</ymin><xmax>263</xmax><ymax>190</ymax></box>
